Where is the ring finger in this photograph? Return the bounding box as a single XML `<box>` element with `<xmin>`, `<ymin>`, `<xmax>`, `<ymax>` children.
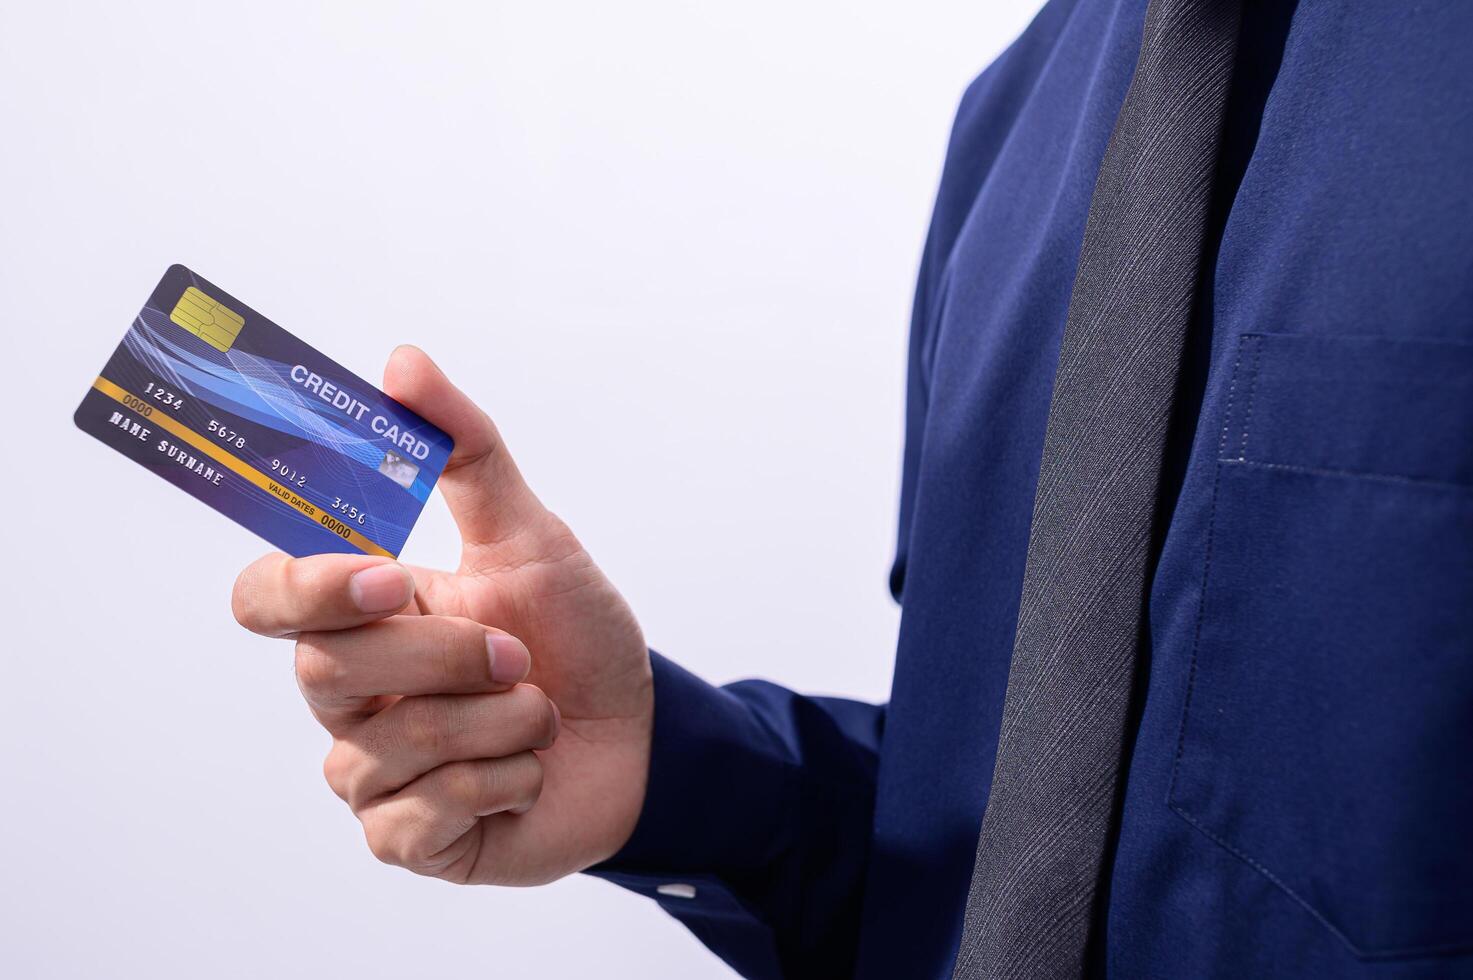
<box><xmin>359</xmin><ymin>752</ymin><xmax>546</xmax><ymax>876</ymax></box>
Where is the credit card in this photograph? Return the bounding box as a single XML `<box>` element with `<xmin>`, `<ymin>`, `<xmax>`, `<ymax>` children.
<box><xmin>74</xmin><ymin>264</ymin><xmax>453</xmax><ymax>558</ymax></box>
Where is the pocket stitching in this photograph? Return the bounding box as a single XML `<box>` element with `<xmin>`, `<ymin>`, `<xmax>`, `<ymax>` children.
<box><xmin>1234</xmin><ymin>333</ymin><xmax>1262</xmax><ymax>461</ymax></box>
<box><xmin>1164</xmin><ymin>332</ymin><xmax>1473</xmax><ymax>961</ymax></box>
<box><xmin>1224</xmin><ymin>457</ymin><xmax>1473</xmax><ymax>494</ymax></box>
<box><xmin>1168</xmin><ymin>334</ymin><xmax>1254</xmax><ymax>807</ymax></box>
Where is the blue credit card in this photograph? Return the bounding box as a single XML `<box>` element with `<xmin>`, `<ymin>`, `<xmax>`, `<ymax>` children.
<box><xmin>74</xmin><ymin>264</ymin><xmax>453</xmax><ymax>558</ymax></box>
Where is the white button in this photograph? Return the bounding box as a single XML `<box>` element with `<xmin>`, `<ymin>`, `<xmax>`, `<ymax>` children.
<box><xmin>656</xmin><ymin>883</ymin><xmax>697</xmax><ymax>899</ymax></box>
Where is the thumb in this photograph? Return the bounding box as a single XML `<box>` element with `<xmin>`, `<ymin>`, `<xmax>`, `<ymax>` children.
<box><xmin>383</xmin><ymin>345</ymin><xmax>545</xmax><ymax>548</ymax></box>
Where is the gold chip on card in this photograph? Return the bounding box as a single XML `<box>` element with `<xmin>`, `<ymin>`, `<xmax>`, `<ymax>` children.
<box><xmin>169</xmin><ymin>286</ymin><xmax>245</xmax><ymax>352</ymax></box>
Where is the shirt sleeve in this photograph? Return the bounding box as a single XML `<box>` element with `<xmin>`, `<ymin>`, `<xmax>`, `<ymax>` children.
<box><xmin>585</xmin><ymin>652</ymin><xmax>885</xmax><ymax>979</ymax></box>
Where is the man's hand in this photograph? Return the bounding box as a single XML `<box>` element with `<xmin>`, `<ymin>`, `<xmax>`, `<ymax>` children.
<box><xmin>231</xmin><ymin>346</ymin><xmax>653</xmax><ymax>886</ymax></box>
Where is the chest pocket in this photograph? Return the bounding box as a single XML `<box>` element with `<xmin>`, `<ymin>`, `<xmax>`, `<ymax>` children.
<box><xmin>1169</xmin><ymin>332</ymin><xmax>1473</xmax><ymax>960</ymax></box>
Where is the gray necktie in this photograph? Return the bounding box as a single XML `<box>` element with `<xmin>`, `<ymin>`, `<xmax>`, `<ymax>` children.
<box><xmin>951</xmin><ymin>0</ymin><xmax>1242</xmax><ymax>976</ymax></box>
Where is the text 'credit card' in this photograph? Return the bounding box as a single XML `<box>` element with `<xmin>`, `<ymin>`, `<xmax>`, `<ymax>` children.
<box><xmin>74</xmin><ymin>265</ymin><xmax>453</xmax><ymax>558</ymax></box>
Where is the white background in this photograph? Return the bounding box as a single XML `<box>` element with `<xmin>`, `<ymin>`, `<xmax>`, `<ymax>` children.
<box><xmin>0</xmin><ymin>2</ymin><xmax>1036</xmax><ymax>976</ymax></box>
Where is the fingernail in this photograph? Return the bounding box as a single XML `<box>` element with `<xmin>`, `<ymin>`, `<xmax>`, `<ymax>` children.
<box><xmin>550</xmin><ymin>700</ymin><xmax>562</xmax><ymax>738</ymax></box>
<box><xmin>486</xmin><ymin>633</ymin><xmax>531</xmax><ymax>684</ymax></box>
<box><xmin>348</xmin><ymin>563</ymin><xmax>413</xmax><ymax>613</ymax></box>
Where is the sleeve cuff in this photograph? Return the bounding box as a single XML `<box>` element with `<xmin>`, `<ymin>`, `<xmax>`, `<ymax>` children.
<box><xmin>583</xmin><ymin>650</ymin><xmax>884</xmax><ymax>978</ymax></box>
<box><xmin>585</xmin><ymin>651</ymin><xmax>792</xmax><ymax>978</ymax></box>
<box><xmin>592</xmin><ymin>650</ymin><xmax>800</xmax><ymax>875</ymax></box>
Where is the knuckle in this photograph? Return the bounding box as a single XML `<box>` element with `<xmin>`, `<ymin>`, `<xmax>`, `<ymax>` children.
<box><xmin>384</xmin><ymin>807</ymin><xmax>441</xmax><ymax>870</ymax></box>
<box><xmin>362</xmin><ymin>809</ymin><xmax>438</xmax><ymax>871</ymax></box>
<box><xmin>322</xmin><ymin>746</ymin><xmax>352</xmax><ymax>802</ymax></box>
<box><xmin>362</xmin><ymin>819</ymin><xmax>401</xmax><ymax>867</ymax></box>
<box><xmin>398</xmin><ymin>831</ymin><xmax>441</xmax><ymax>871</ymax></box>
<box><xmin>397</xmin><ymin>846</ymin><xmax>428</xmax><ymax>871</ymax></box>
<box><xmin>324</xmin><ymin>742</ymin><xmax>375</xmax><ymax>807</ymax></box>
<box><xmin>429</xmin><ymin>617</ymin><xmax>488</xmax><ymax>687</ymax></box>
<box><xmin>293</xmin><ymin>635</ymin><xmax>345</xmax><ymax>696</ymax></box>
<box><xmin>446</xmin><ymin>760</ymin><xmax>496</xmax><ymax>806</ymax></box>
<box><xmin>399</xmin><ymin>697</ymin><xmax>455</xmax><ymax>757</ymax></box>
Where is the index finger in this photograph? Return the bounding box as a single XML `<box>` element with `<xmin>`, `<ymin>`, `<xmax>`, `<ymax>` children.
<box><xmin>232</xmin><ymin>552</ymin><xmax>416</xmax><ymax>637</ymax></box>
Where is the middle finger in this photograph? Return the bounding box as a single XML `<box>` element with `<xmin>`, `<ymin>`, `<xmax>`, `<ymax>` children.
<box><xmin>327</xmin><ymin>685</ymin><xmax>561</xmax><ymax>807</ymax></box>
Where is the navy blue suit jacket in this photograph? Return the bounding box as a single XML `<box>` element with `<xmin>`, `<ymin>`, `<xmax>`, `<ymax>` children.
<box><xmin>592</xmin><ymin>1</ymin><xmax>1473</xmax><ymax>975</ymax></box>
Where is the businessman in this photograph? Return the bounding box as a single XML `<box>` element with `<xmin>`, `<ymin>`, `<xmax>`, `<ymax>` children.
<box><xmin>230</xmin><ymin>0</ymin><xmax>1473</xmax><ymax>976</ymax></box>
